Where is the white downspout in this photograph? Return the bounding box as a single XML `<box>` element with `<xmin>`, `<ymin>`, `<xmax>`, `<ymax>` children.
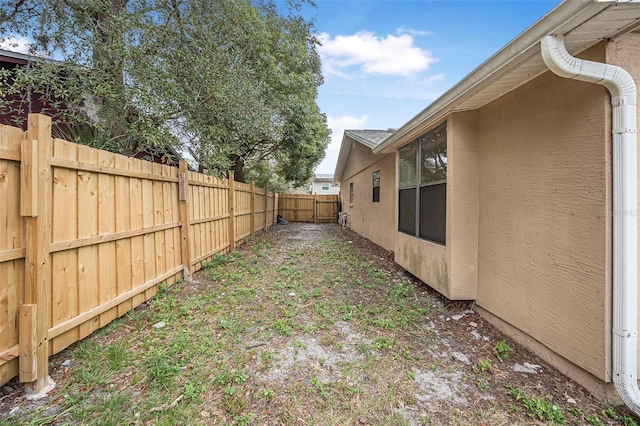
<box><xmin>541</xmin><ymin>34</ymin><xmax>640</xmax><ymax>414</ymax></box>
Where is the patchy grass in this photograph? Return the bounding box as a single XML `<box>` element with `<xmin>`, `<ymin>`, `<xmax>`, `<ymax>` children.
<box><xmin>1</xmin><ymin>224</ymin><xmax>638</xmax><ymax>425</ymax></box>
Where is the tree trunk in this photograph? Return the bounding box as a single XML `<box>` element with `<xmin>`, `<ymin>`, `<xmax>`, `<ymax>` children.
<box><xmin>231</xmin><ymin>155</ymin><xmax>246</xmax><ymax>183</ymax></box>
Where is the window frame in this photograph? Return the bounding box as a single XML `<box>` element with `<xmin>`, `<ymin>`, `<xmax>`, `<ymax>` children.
<box><xmin>372</xmin><ymin>170</ymin><xmax>380</xmax><ymax>202</ymax></box>
<box><xmin>349</xmin><ymin>182</ymin><xmax>354</xmax><ymax>205</ymax></box>
<box><xmin>397</xmin><ymin>121</ymin><xmax>447</xmax><ymax>245</ymax></box>
<box><xmin>321</xmin><ymin>183</ymin><xmax>330</xmax><ymax>191</ymax></box>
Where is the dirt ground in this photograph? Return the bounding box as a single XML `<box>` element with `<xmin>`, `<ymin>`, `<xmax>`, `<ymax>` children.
<box><xmin>1</xmin><ymin>223</ymin><xmax>638</xmax><ymax>425</ymax></box>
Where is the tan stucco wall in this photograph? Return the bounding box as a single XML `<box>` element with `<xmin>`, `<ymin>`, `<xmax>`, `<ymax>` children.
<box><xmin>393</xmin><ymin>112</ymin><xmax>479</xmax><ymax>300</ymax></box>
<box><xmin>448</xmin><ymin>111</ymin><xmax>479</xmax><ymax>299</ymax></box>
<box><xmin>475</xmin><ymin>43</ymin><xmax>612</xmax><ymax>381</ymax></box>
<box><xmin>340</xmin><ymin>138</ymin><xmax>396</xmax><ymax>252</ymax></box>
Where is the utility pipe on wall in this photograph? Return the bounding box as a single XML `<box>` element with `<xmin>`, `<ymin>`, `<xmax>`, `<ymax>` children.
<box><xmin>541</xmin><ymin>34</ymin><xmax>640</xmax><ymax>415</ymax></box>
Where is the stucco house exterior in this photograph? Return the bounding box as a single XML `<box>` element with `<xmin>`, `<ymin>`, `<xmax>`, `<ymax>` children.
<box><xmin>334</xmin><ymin>0</ymin><xmax>640</xmax><ymax>411</ymax></box>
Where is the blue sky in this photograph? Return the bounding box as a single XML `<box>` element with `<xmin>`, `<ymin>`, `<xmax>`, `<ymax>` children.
<box><xmin>306</xmin><ymin>0</ymin><xmax>561</xmax><ymax>174</ymax></box>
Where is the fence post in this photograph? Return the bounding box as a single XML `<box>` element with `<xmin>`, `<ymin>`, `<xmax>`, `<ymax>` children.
<box><xmin>250</xmin><ymin>181</ymin><xmax>256</xmax><ymax>237</ymax></box>
<box><xmin>228</xmin><ymin>171</ymin><xmax>236</xmax><ymax>251</ymax></box>
<box><xmin>274</xmin><ymin>193</ymin><xmax>279</xmax><ymax>226</ymax></box>
<box><xmin>21</xmin><ymin>114</ymin><xmax>52</xmax><ymax>393</ymax></box>
<box><xmin>178</xmin><ymin>161</ymin><xmax>191</xmax><ymax>280</ymax></box>
<box><xmin>264</xmin><ymin>183</ymin><xmax>269</xmax><ymax>231</ymax></box>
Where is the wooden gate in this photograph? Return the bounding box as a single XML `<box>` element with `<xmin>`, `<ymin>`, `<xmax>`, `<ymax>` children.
<box><xmin>278</xmin><ymin>194</ymin><xmax>340</xmax><ymax>223</ymax></box>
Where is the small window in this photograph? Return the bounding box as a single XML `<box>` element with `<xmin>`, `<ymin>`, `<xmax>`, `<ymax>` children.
<box><xmin>372</xmin><ymin>170</ymin><xmax>380</xmax><ymax>202</ymax></box>
<box><xmin>321</xmin><ymin>183</ymin><xmax>330</xmax><ymax>191</ymax></box>
<box><xmin>349</xmin><ymin>182</ymin><xmax>354</xmax><ymax>204</ymax></box>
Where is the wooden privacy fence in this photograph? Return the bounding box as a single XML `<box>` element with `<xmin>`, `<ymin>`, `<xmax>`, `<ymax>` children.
<box><xmin>278</xmin><ymin>194</ymin><xmax>340</xmax><ymax>223</ymax></box>
<box><xmin>0</xmin><ymin>114</ymin><xmax>278</xmax><ymax>392</ymax></box>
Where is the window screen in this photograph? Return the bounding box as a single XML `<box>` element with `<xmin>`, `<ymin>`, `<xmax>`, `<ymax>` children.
<box><xmin>372</xmin><ymin>170</ymin><xmax>380</xmax><ymax>202</ymax></box>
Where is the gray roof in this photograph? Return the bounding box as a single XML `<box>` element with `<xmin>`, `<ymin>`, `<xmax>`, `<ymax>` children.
<box><xmin>333</xmin><ymin>129</ymin><xmax>396</xmax><ymax>183</ymax></box>
<box><xmin>344</xmin><ymin>129</ymin><xmax>396</xmax><ymax>150</ymax></box>
<box><xmin>313</xmin><ymin>174</ymin><xmax>334</xmax><ymax>182</ymax></box>
<box><xmin>374</xmin><ymin>0</ymin><xmax>640</xmax><ymax>154</ymax></box>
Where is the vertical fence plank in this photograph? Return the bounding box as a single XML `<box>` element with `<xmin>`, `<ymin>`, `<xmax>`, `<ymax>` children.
<box><xmin>129</xmin><ymin>157</ymin><xmax>145</xmax><ymax>308</ymax></box>
<box><xmin>115</xmin><ymin>154</ymin><xmax>133</xmax><ymax>317</ymax></box>
<box><xmin>250</xmin><ymin>182</ymin><xmax>256</xmax><ymax>237</ymax></box>
<box><xmin>22</xmin><ymin>114</ymin><xmax>52</xmax><ymax>393</ymax></box>
<box><xmin>314</xmin><ymin>194</ymin><xmax>318</xmax><ymax>224</ymax></box>
<box><xmin>98</xmin><ymin>150</ymin><xmax>117</xmax><ymax>326</ymax></box>
<box><xmin>77</xmin><ymin>144</ymin><xmax>100</xmax><ymax>339</ymax></box>
<box><xmin>264</xmin><ymin>184</ymin><xmax>269</xmax><ymax>231</ymax></box>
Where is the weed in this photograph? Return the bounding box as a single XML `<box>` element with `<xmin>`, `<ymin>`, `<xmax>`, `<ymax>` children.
<box><xmin>146</xmin><ymin>348</ymin><xmax>182</xmax><ymax>389</ymax></box>
<box><xmin>507</xmin><ymin>384</ymin><xmax>566</xmax><ymax>424</ymax></box>
<box><xmin>261</xmin><ymin>388</ymin><xmax>275</xmax><ymax>401</ymax></box>
<box><xmin>372</xmin><ymin>317</ymin><xmax>395</xmax><ymax>330</ymax></box>
<box><xmin>472</xmin><ymin>357</ymin><xmax>492</xmax><ymax>372</ymax></box>
<box><xmin>476</xmin><ymin>377</ymin><xmax>490</xmax><ymax>391</ymax></box>
<box><xmin>567</xmin><ymin>406</ymin><xmax>583</xmax><ymax>417</ymax></box>
<box><xmin>372</xmin><ymin>336</ymin><xmax>395</xmax><ymax>350</ymax></box>
<box><xmin>601</xmin><ymin>406</ymin><xmax>618</xmax><ymax>420</ymax></box>
<box><xmin>494</xmin><ymin>339</ymin><xmax>514</xmax><ymax>361</ymax></box>
<box><xmin>310</xmin><ymin>377</ymin><xmax>329</xmax><ymax>398</ymax></box>
<box><xmin>389</xmin><ymin>283</ymin><xmax>411</xmax><ymax>300</ymax></box>
<box><xmin>586</xmin><ymin>414</ymin><xmax>604</xmax><ymax>426</ymax></box>
<box><xmin>184</xmin><ymin>381</ymin><xmax>206</xmax><ymax>401</ymax></box>
<box><xmin>623</xmin><ymin>416</ymin><xmax>639</xmax><ymax>426</ymax></box>
<box><xmin>406</xmin><ymin>369</ymin><xmax>416</xmax><ymax>380</ymax></box>
<box><xmin>367</xmin><ymin>267</ymin><xmax>387</xmax><ymax>279</ymax></box>
<box><xmin>274</xmin><ymin>318</ymin><xmax>293</xmax><ymax>336</ymax></box>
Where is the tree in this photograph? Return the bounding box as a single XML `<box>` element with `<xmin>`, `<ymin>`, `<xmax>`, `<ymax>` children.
<box><xmin>0</xmin><ymin>0</ymin><xmax>329</xmax><ymax>185</ymax></box>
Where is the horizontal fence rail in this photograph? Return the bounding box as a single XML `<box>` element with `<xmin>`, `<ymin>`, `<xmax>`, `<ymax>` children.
<box><xmin>0</xmin><ymin>114</ymin><xmax>279</xmax><ymax>391</ymax></box>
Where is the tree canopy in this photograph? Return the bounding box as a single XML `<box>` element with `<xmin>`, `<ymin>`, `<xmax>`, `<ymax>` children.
<box><xmin>0</xmin><ymin>0</ymin><xmax>329</xmax><ymax>185</ymax></box>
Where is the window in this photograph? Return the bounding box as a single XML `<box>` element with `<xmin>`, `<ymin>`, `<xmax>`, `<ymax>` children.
<box><xmin>349</xmin><ymin>182</ymin><xmax>354</xmax><ymax>204</ymax></box>
<box><xmin>321</xmin><ymin>183</ymin><xmax>330</xmax><ymax>191</ymax></box>
<box><xmin>397</xmin><ymin>122</ymin><xmax>447</xmax><ymax>244</ymax></box>
<box><xmin>372</xmin><ymin>170</ymin><xmax>380</xmax><ymax>202</ymax></box>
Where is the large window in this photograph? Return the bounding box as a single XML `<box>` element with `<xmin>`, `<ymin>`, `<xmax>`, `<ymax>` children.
<box><xmin>398</xmin><ymin>122</ymin><xmax>447</xmax><ymax>244</ymax></box>
<box><xmin>372</xmin><ymin>170</ymin><xmax>380</xmax><ymax>202</ymax></box>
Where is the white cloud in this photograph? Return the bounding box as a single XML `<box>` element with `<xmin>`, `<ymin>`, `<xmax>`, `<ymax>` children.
<box><xmin>315</xmin><ymin>114</ymin><xmax>370</xmax><ymax>174</ymax></box>
<box><xmin>396</xmin><ymin>27</ymin><xmax>431</xmax><ymax>37</ymax></box>
<box><xmin>318</xmin><ymin>31</ymin><xmax>437</xmax><ymax>77</ymax></box>
<box><xmin>0</xmin><ymin>35</ymin><xmax>32</xmax><ymax>54</ymax></box>
<box><xmin>419</xmin><ymin>73</ymin><xmax>446</xmax><ymax>86</ymax></box>
<box><xmin>327</xmin><ymin>114</ymin><xmax>369</xmax><ymax>149</ymax></box>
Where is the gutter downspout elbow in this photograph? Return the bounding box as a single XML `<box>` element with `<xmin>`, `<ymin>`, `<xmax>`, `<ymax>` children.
<box><xmin>541</xmin><ymin>34</ymin><xmax>640</xmax><ymax>415</ymax></box>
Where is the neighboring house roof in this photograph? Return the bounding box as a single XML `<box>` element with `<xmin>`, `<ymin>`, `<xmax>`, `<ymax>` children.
<box><xmin>374</xmin><ymin>0</ymin><xmax>640</xmax><ymax>154</ymax></box>
<box><xmin>334</xmin><ymin>129</ymin><xmax>396</xmax><ymax>183</ymax></box>
<box><xmin>313</xmin><ymin>174</ymin><xmax>334</xmax><ymax>182</ymax></box>
<box><xmin>0</xmin><ymin>48</ymin><xmax>61</xmax><ymax>65</ymax></box>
